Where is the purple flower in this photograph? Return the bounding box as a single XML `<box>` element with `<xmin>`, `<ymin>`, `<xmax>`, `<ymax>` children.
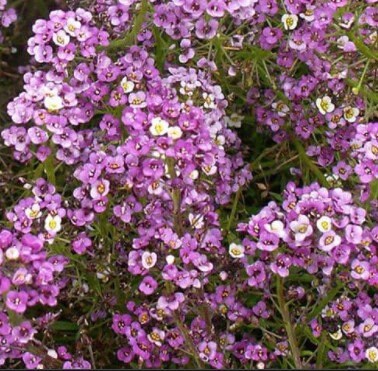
<box><xmin>6</xmin><ymin>291</ymin><xmax>28</xmax><ymax>313</ymax></box>
<box><xmin>256</xmin><ymin>231</ymin><xmax>279</xmax><ymax>252</ymax></box>
<box><xmin>270</xmin><ymin>254</ymin><xmax>291</xmax><ymax>277</ymax></box>
<box><xmin>351</xmin><ymin>259</ymin><xmax>370</xmax><ymax>280</ymax></box>
<box><xmin>139</xmin><ymin>276</ymin><xmax>158</xmax><ymax>295</ymax></box>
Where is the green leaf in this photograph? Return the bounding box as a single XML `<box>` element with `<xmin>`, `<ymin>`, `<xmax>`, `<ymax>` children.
<box><xmin>293</xmin><ymin>139</ymin><xmax>329</xmax><ymax>187</ymax></box>
<box><xmin>43</xmin><ymin>155</ymin><xmax>56</xmax><ymax>185</ymax></box>
<box><xmin>51</xmin><ymin>321</ymin><xmax>79</xmax><ymax>332</ymax></box>
<box><xmin>347</xmin><ymin>31</ymin><xmax>378</xmax><ymax>61</ymax></box>
<box><xmin>307</xmin><ymin>282</ymin><xmax>344</xmax><ymax>321</ymax></box>
<box><xmin>369</xmin><ymin>179</ymin><xmax>378</xmax><ymax>201</ymax></box>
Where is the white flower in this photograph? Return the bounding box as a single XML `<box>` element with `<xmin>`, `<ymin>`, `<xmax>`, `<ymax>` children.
<box><xmin>316</xmin><ymin>216</ymin><xmax>332</xmax><ymax>233</ymax></box>
<box><xmin>147</xmin><ymin>329</ymin><xmax>165</xmax><ymax>347</ymax></box>
<box><xmin>5</xmin><ymin>247</ymin><xmax>20</xmax><ymax>261</ymax></box>
<box><xmin>189</xmin><ymin>170</ymin><xmax>199</xmax><ymax>180</ymax></box>
<box><xmin>149</xmin><ymin>117</ymin><xmax>169</xmax><ymax>136</ymax></box>
<box><xmin>343</xmin><ymin>106</ymin><xmax>359</xmax><ymax>123</ymax></box>
<box><xmin>316</xmin><ymin>96</ymin><xmax>335</xmax><ymax>115</ymax></box>
<box><xmin>289</xmin><ymin>215</ymin><xmax>313</xmax><ymax>242</ymax></box>
<box><xmin>202</xmin><ymin>92</ymin><xmax>216</xmax><ymax>109</ymax></box>
<box><xmin>336</xmin><ymin>36</ymin><xmax>349</xmax><ymax>49</ymax></box>
<box><xmin>167</xmin><ymin>126</ymin><xmax>183</xmax><ymax>140</ymax></box>
<box><xmin>300</xmin><ymin>7</ymin><xmax>315</xmax><ymax>22</ymax></box>
<box><xmin>120</xmin><ymin>76</ymin><xmax>135</xmax><ymax>93</ymax></box>
<box><xmin>366</xmin><ymin>347</ymin><xmax>378</xmax><ymax>363</ymax></box>
<box><xmin>189</xmin><ymin>213</ymin><xmax>204</xmax><ymax>229</ymax></box>
<box><xmin>225</xmin><ymin>113</ymin><xmax>244</xmax><ymax>128</ymax></box>
<box><xmin>282</xmin><ymin>14</ymin><xmax>299</xmax><ymax>30</ymax></box>
<box><xmin>166</xmin><ymin>255</ymin><xmax>175</xmax><ymax>265</ymax></box>
<box><xmin>229</xmin><ymin>243</ymin><xmax>245</xmax><ymax>258</ymax></box>
<box><xmin>141</xmin><ymin>251</ymin><xmax>157</xmax><ymax>270</ymax></box>
<box><xmin>25</xmin><ymin>203</ymin><xmax>42</xmax><ymax>220</ymax></box>
<box><xmin>96</xmin><ymin>268</ymin><xmax>111</xmax><ymax>282</ymax></box>
<box><xmin>215</xmin><ymin>135</ymin><xmax>225</xmax><ymax>148</ymax></box>
<box><xmin>47</xmin><ymin>349</ymin><xmax>58</xmax><ymax>359</ymax></box>
<box><xmin>44</xmin><ymin>95</ymin><xmax>64</xmax><ymax>111</ymax></box>
<box><xmin>202</xmin><ymin>164</ymin><xmax>217</xmax><ymax>176</ymax></box>
<box><xmin>52</xmin><ymin>30</ymin><xmax>70</xmax><ymax>47</ymax></box>
<box><xmin>148</xmin><ymin>181</ymin><xmax>164</xmax><ymax>195</ymax></box>
<box><xmin>272</xmin><ymin>101</ymin><xmax>290</xmax><ymax>117</ymax></box>
<box><xmin>44</xmin><ymin>214</ymin><xmax>62</xmax><ymax>233</ymax></box>
<box><xmin>329</xmin><ymin>328</ymin><xmax>343</xmax><ymax>340</ymax></box>
<box><xmin>64</xmin><ymin>18</ymin><xmax>81</xmax><ymax>36</ymax></box>
<box><xmin>265</xmin><ymin>220</ymin><xmax>286</xmax><ymax>238</ymax></box>
<box><xmin>256</xmin><ymin>362</ymin><xmax>265</xmax><ymax>370</ymax></box>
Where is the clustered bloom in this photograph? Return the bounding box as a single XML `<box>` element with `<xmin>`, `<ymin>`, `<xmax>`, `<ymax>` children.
<box><xmin>237</xmin><ymin>181</ymin><xmax>378</xmax><ymax>364</ymax></box>
<box><xmin>244</xmin><ymin>0</ymin><xmax>376</xmax><ymax>174</ymax></box>
<box><xmin>350</xmin><ymin>122</ymin><xmax>378</xmax><ymax>185</ymax></box>
<box><xmin>1</xmin><ymin>0</ymin><xmax>377</xmax><ymax>369</ymax></box>
<box><xmin>0</xmin><ymin>0</ymin><xmax>16</xmax><ymax>43</ymax></box>
<box><xmin>2</xmin><ymin>3</ymin><xmax>252</xmax><ymax>368</ymax></box>
<box><xmin>0</xmin><ymin>185</ymin><xmax>69</xmax><ymax>366</ymax></box>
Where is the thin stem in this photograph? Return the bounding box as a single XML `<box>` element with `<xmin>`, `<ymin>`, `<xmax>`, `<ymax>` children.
<box><xmin>174</xmin><ymin>314</ymin><xmax>205</xmax><ymax>369</ymax></box>
<box><xmin>226</xmin><ymin>187</ymin><xmax>242</xmax><ymax>232</ymax></box>
<box><xmin>105</xmin><ymin>0</ymin><xmax>149</xmax><ymax>53</ymax></box>
<box><xmin>293</xmin><ymin>139</ymin><xmax>329</xmax><ymax>187</ymax></box>
<box><xmin>276</xmin><ymin>277</ymin><xmax>304</xmax><ymax>369</ymax></box>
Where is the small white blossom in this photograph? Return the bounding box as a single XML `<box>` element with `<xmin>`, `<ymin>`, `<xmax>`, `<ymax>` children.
<box><xmin>202</xmin><ymin>92</ymin><xmax>216</xmax><ymax>109</ymax></box>
<box><xmin>167</xmin><ymin>126</ymin><xmax>183</xmax><ymax>140</ymax></box>
<box><xmin>141</xmin><ymin>251</ymin><xmax>157</xmax><ymax>270</ymax></box>
<box><xmin>149</xmin><ymin>117</ymin><xmax>169</xmax><ymax>136</ymax></box>
<box><xmin>166</xmin><ymin>255</ymin><xmax>175</xmax><ymax>265</ymax></box>
<box><xmin>316</xmin><ymin>216</ymin><xmax>332</xmax><ymax>233</ymax></box>
<box><xmin>343</xmin><ymin>106</ymin><xmax>359</xmax><ymax>123</ymax></box>
<box><xmin>52</xmin><ymin>30</ymin><xmax>70</xmax><ymax>47</ymax></box>
<box><xmin>229</xmin><ymin>243</ymin><xmax>245</xmax><ymax>258</ymax></box>
<box><xmin>189</xmin><ymin>213</ymin><xmax>205</xmax><ymax>229</ymax></box>
<box><xmin>282</xmin><ymin>14</ymin><xmax>299</xmax><ymax>30</ymax></box>
<box><xmin>329</xmin><ymin>327</ymin><xmax>343</xmax><ymax>340</ymax></box>
<box><xmin>316</xmin><ymin>96</ymin><xmax>335</xmax><ymax>115</ymax></box>
<box><xmin>120</xmin><ymin>76</ymin><xmax>135</xmax><ymax>93</ymax></box>
<box><xmin>265</xmin><ymin>220</ymin><xmax>286</xmax><ymax>238</ymax></box>
<box><xmin>366</xmin><ymin>347</ymin><xmax>378</xmax><ymax>363</ymax></box>
<box><xmin>189</xmin><ymin>170</ymin><xmax>199</xmax><ymax>180</ymax></box>
<box><xmin>64</xmin><ymin>18</ymin><xmax>81</xmax><ymax>36</ymax></box>
<box><xmin>225</xmin><ymin>113</ymin><xmax>244</xmax><ymax>128</ymax></box>
<box><xmin>25</xmin><ymin>203</ymin><xmax>42</xmax><ymax>220</ymax></box>
<box><xmin>44</xmin><ymin>95</ymin><xmax>64</xmax><ymax>111</ymax></box>
<box><xmin>44</xmin><ymin>214</ymin><xmax>62</xmax><ymax>233</ymax></box>
<box><xmin>272</xmin><ymin>101</ymin><xmax>290</xmax><ymax>117</ymax></box>
<box><xmin>5</xmin><ymin>247</ymin><xmax>20</xmax><ymax>261</ymax></box>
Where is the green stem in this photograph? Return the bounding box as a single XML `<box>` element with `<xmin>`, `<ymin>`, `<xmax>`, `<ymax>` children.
<box><xmin>166</xmin><ymin>157</ymin><xmax>183</xmax><ymax>235</ymax></box>
<box><xmin>276</xmin><ymin>277</ymin><xmax>304</xmax><ymax>370</ymax></box>
<box><xmin>174</xmin><ymin>314</ymin><xmax>205</xmax><ymax>369</ymax></box>
<box><xmin>293</xmin><ymin>139</ymin><xmax>329</xmax><ymax>187</ymax></box>
<box><xmin>106</xmin><ymin>0</ymin><xmax>149</xmax><ymax>53</ymax></box>
<box><xmin>315</xmin><ymin>332</ymin><xmax>327</xmax><ymax>369</ymax></box>
<box><xmin>165</xmin><ymin>282</ymin><xmax>204</xmax><ymax>368</ymax></box>
<box><xmin>226</xmin><ymin>187</ymin><xmax>241</xmax><ymax>232</ymax></box>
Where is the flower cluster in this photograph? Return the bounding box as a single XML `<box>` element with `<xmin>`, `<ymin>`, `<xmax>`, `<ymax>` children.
<box><xmin>2</xmin><ymin>4</ymin><xmax>252</xmax><ymax>368</ymax></box>
<box><xmin>349</xmin><ymin>122</ymin><xmax>378</xmax><ymax>185</ymax></box>
<box><xmin>0</xmin><ymin>181</ymin><xmax>69</xmax><ymax>366</ymax></box>
<box><xmin>245</xmin><ymin>0</ymin><xmax>376</xmax><ymax>162</ymax></box>
<box><xmin>0</xmin><ymin>0</ymin><xmax>16</xmax><ymax>43</ymax></box>
<box><xmin>0</xmin><ymin>0</ymin><xmax>377</xmax><ymax>369</ymax></box>
<box><xmin>237</xmin><ymin>181</ymin><xmax>378</xmax><ymax>365</ymax></box>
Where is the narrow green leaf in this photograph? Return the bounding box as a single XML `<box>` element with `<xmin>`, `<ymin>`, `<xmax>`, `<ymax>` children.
<box><xmin>308</xmin><ymin>282</ymin><xmax>344</xmax><ymax>321</ymax></box>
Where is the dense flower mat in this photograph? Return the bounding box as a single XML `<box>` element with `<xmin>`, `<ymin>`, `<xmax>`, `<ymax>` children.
<box><xmin>0</xmin><ymin>0</ymin><xmax>377</xmax><ymax>369</ymax></box>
